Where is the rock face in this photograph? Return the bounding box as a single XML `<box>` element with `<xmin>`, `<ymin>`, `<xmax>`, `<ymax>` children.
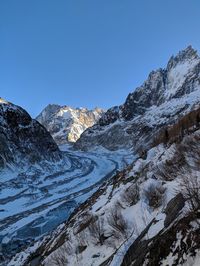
<box><xmin>121</xmin><ymin>212</ymin><xmax>200</xmax><ymax>266</ymax></box>
<box><xmin>36</xmin><ymin>105</ymin><xmax>104</xmax><ymax>145</ymax></box>
<box><xmin>76</xmin><ymin>45</ymin><xmax>200</xmax><ymax>151</ymax></box>
<box><xmin>0</xmin><ymin>99</ymin><xmax>62</xmax><ymax>168</ymax></box>
<box><xmin>164</xmin><ymin>193</ymin><xmax>185</xmax><ymax>227</ymax></box>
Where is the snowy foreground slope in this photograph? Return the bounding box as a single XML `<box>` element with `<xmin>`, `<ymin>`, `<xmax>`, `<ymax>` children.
<box><xmin>17</xmin><ymin>112</ymin><xmax>200</xmax><ymax>266</ymax></box>
<box><xmin>7</xmin><ymin>46</ymin><xmax>200</xmax><ymax>266</ymax></box>
<box><xmin>12</xmin><ymin>111</ymin><xmax>200</xmax><ymax>266</ymax></box>
<box><xmin>36</xmin><ymin>105</ymin><xmax>104</xmax><ymax>145</ymax></box>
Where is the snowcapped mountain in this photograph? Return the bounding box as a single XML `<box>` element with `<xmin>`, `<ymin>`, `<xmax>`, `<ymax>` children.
<box><xmin>76</xmin><ymin>46</ymin><xmax>200</xmax><ymax>151</ymax></box>
<box><xmin>9</xmin><ymin>45</ymin><xmax>200</xmax><ymax>266</ymax></box>
<box><xmin>36</xmin><ymin>105</ymin><xmax>104</xmax><ymax>145</ymax></box>
<box><xmin>2</xmin><ymin>46</ymin><xmax>200</xmax><ymax>266</ymax></box>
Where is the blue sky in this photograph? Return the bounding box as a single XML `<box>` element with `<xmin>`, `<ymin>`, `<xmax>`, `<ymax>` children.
<box><xmin>0</xmin><ymin>0</ymin><xmax>200</xmax><ymax>117</ymax></box>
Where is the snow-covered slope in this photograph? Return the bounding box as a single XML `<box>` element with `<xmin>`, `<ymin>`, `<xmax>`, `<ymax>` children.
<box><xmin>20</xmin><ymin>108</ymin><xmax>200</xmax><ymax>266</ymax></box>
<box><xmin>76</xmin><ymin>46</ymin><xmax>200</xmax><ymax>151</ymax></box>
<box><xmin>36</xmin><ymin>105</ymin><xmax>104</xmax><ymax>145</ymax></box>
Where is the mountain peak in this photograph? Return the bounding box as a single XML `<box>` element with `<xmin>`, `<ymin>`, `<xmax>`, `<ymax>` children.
<box><xmin>0</xmin><ymin>97</ymin><xmax>9</xmax><ymax>104</ymax></box>
<box><xmin>167</xmin><ymin>45</ymin><xmax>199</xmax><ymax>70</ymax></box>
<box><xmin>178</xmin><ymin>45</ymin><xmax>197</xmax><ymax>58</ymax></box>
<box><xmin>37</xmin><ymin>104</ymin><xmax>104</xmax><ymax>144</ymax></box>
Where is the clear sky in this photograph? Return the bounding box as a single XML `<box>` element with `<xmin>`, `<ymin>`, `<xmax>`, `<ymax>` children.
<box><xmin>0</xmin><ymin>0</ymin><xmax>200</xmax><ymax>117</ymax></box>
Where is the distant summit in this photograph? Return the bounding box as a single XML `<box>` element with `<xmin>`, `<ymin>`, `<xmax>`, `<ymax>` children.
<box><xmin>36</xmin><ymin>105</ymin><xmax>104</xmax><ymax>145</ymax></box>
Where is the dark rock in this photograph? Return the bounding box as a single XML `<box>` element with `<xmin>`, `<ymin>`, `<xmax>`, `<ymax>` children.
<box><xmin>121</xmin><ymin>69</ymin><xmax>167</xmax><ymax>120</ymax></box>
<box><xmin>164</xmin><ymin>193</ymin><xmax>185</xmax><ymax>227</ymax></box>
<box><xmin>77</xmin><ymin>245</ymin><xmax>87</xmax><ymax>254</ymax></box>
<box><xmin>121</xmin><ymin>212</ymin><xmax>200</xmax><ymax>266</ymax></box>
<box><xmin>92</xmin><ymin>253</ymin><xmax>100</xmax><ymax>258</ymax></box>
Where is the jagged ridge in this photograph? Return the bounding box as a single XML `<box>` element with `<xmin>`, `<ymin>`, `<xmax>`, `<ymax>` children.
<box><xmin>76</xmin><ymin>45</ymin><xmax>200</xmax><ymax>151</ymax></box>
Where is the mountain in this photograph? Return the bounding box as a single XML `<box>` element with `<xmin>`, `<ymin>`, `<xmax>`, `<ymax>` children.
<box><xmin>76</xmin><ymin>45</ymin><xmax>200</xmax><ymax>151</ymax></box>
<box><xmin>9</xmin><ymin>45</ymin><xmax>200</xmax><ymax>266</ymax></box>
<box><xmin>0</xmin><ymin>98</ymin><xmax>62</xmax><ymax>169</ymax></box>
<box><xmin>3</xmin><ymin>46</ymin><xmax>200</xmax><ymax>266</ymax></box>
<box><xmin>36</xmin><ymin>105</ymin><xmax>104</xmax><ymax>145</ymax></box>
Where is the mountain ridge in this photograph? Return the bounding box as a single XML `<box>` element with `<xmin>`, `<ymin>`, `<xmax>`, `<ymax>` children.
<box><xmin>76</xmin><ymin>45</ymin><xmax>200</xmax><ymax>151</ymax></box>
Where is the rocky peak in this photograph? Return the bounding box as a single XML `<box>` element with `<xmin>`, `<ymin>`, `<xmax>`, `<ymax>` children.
<box><xmin>167</xmin><ymin>45</ymin><xmax>199</xmax><ymax>71</ymax></box>
<box><xmin>38</xmin><ymin>104</ymin><xmax>61</xmax><ymax>124</ymax></box>
<box><xmin>97</xmin><ymin>46</ymin><xmax>200</xmax><ymax>123</ymax></box>
<box><xmin>76</xmin><ymin>46</ymin><xmax>200</xmax><ymax>151</ymax></box>
<box><xmin>37</xmin><ymin>105</ymin><xmax>104</xmax><ymax>144</ymax></box>
<box><xmin>121</xmin><ymin>68</ymin><xmax>167</xmax><ymax>120</ymax></box>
